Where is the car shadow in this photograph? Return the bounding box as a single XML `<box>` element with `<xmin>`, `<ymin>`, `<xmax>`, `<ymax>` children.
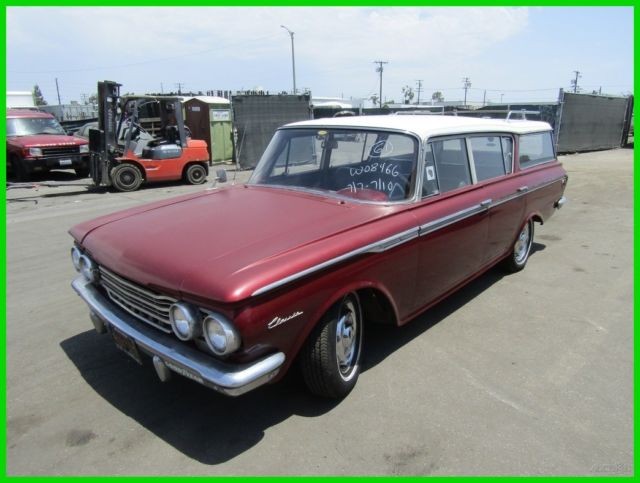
<box><xmin>59</xmin><ymin>249</ymin><xmax>546</xmax><ymax>465</ymax></box>
<box><xmin>59</xmin><ymin>331</ymin><xmax>339</xmax><ymax>465</ymax></box>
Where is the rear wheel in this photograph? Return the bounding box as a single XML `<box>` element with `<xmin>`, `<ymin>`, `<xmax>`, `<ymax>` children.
<box><xmin>300</xmin><ymin>293</ymin><xmax>363</xmax><ymax>399</ymax></box>
<box><xmin>184</xmin><ymin>164</ymin><xmax>207</xmax><ymax>185</ymax></box>
<box><xmin>110</xmin><ymin>163</ymin><xmax>143</xmax><ymax>192</ymax></box>
<box><xmin>502</xmin><ymin>219</ymin><xmax>534</xmax><ymax>273</ymax></box>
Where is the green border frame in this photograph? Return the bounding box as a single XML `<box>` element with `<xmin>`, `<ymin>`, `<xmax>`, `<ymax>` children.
<box><xmin>2</xmin><ymin>3</ymin><xmax>636</xmax><ymax>479</ymax></box>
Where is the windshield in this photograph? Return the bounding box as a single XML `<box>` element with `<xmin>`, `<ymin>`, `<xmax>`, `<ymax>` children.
<box><xmin>249</xmin><ymin>128</ymin><xmax>419</xmax><ymax>202</ymax></box>
<box><xmin>7</xmin><ymin>117</ymin><xmax>66</xmax><ymax>136</ymax></box>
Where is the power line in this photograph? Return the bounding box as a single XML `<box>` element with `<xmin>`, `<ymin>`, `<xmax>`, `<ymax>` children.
<box><xmin>415</xmin><ymin>79</ymin><xmax>423</xmax><ymax>104</ymax></box>
<box><xmin>462</xmin><ymin>76</ymin><xmax>471</xmax><ymax>106</ymax></box>
<box><xmin>374</xmin><ymin>60</ymin><xmax>388</xmax><ymax>107</ymax></box>
<box><xmin>571</xmin><ymin>70</ymin><xmax>582</xmax><ymax>93</ymax></box>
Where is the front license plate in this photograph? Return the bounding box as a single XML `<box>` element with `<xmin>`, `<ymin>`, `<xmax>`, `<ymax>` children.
<box><xmin>111</xmin><ymin>327</ymin><xmax>143</xmax><ymax>365</ymax></box>
<box><xmin>59</xmin><ymin>158</ymin><xmax>72</xmax><ymax>166</ymax></box>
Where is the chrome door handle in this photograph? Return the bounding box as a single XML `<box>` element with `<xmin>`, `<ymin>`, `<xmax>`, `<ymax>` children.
<box><xmin>517</xmin><ymin>186</ymin><xmax>529</xmax><ymax>192</ymax></box>
<box><xmin>480</xmin><ymin>199</ymin><xmax>492</xmax><ymax>208</ymax></box>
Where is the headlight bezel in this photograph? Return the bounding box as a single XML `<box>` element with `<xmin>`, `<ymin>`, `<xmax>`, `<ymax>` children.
<box><xmin>169</xmin><ymin>303</ymin><xmax>202</xmax><ymax>341</ymax></box>
<box><xmin>203</xmin><ymin>313</ymin><xmax>241</xmax><ymax>356</ymax></box>
<box><xmin>78</xmin><ymin>254</ymin><xmax>99</xmax><ymax>284</ymax></box>
<box><xmin>71</xmin><ymin>246</ymin><xmax>82</xmax><ymax>272</ymax></box>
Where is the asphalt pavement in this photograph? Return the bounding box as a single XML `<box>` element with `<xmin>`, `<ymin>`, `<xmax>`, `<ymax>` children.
<box><xmin>6</xmin><ymin>149</ymin><xmax>634</xmax><ymax>475</ymax></box>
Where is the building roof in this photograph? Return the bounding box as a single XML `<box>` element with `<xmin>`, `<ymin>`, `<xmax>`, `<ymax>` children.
<box><xmin>182</xmin><ymin>96</ymin><xmax>230</xmax><ymax>105</ymax></box>
<box><xmin>285</xmin><ymin>114</ymin><xmax>552</xmax><ymax>139</ymax></box>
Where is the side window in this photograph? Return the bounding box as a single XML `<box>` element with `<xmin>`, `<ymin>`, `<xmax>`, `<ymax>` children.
<box><xmin>422</xmin><ymin>144</ymin><xmax>439</xmax><ymax>197</ymax></box>
<box><xmin>519</xmin><ymin>132</ymin><xmax>555</xmax><ymax>169</ymax></box>
<box><xmin>272</xmin><ymin>135</ymin><xmax>321</xmax><ymax>176</ymax></box>
<box><xmin>501</xmin><ymin>137</ymin><xmax>513</xmax><ymax>174</ymax></box>
<box><xmin>469</xmin><ymin>136</ymin><xmax>506</xmax><ymax>182</ymax></box>
<box><xmin>431</xmin><ymin>138</ymin><xmax>472</xmax><ymax>193</ymax></box>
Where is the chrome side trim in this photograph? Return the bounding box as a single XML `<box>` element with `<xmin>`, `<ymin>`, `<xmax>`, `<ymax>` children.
<box><xmin>490</xmin><ymin>177</ymin><xmax>562</xmax><ymax>208</ymax></box>
<box><xmin>72</xmin><ymin>277</ymin><xmax>286</xmax><ymax>396</ymax></box>
<box><xmin>419</xmin><ymin>201</ymin><xmax>490</xmax><ymax>236</ymax></box>
<box><xmin>251</xmin><ymin>176</ymin><xmax>565</xmax><ymax>297</ymax></box>
<box><xmin>251</xmin><ymin>227</ymin><xmax>420</xmax><ymax>296</ymax></box>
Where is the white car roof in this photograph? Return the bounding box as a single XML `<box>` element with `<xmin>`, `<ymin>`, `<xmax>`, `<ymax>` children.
<box><xmin>285</xmin><ymin>114</ymin><xmax>552</xmax><ymax>140</ymax></box>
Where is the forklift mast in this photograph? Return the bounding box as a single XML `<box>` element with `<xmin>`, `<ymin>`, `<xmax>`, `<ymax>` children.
<box><xmin>89</xmin><ymin>80</ymin><xmax>122</xmax><ymax>186</ymax></box>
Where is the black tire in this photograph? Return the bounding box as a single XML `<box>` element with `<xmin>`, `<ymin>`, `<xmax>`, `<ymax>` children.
<box><xmin>184</xmin><ymin>163</ymin><xmax>207</xmax><ymax>185</ymax></box>
<box><xmin>10</xmin><ymin>156</ymin><xmax>29</xmax><ymax>182</ymax></box>
<box><xmin>502</xmin><ymin>219</ymin><xmax>534</xmax><ymax>273</ymax></box>
<box><xmin>75</xmin><ymin>167</ymin><xmax>90</xmax><ymax>178</ymax></box>
<box><xmin>110</xmin><ymin>163</ymin><xmax>143</xmax><ymax>192</ymax></box>
<box><xmin>300</xmin><ymin>293</ymin><xmax>363</xmax><ymax>399</ymax></box>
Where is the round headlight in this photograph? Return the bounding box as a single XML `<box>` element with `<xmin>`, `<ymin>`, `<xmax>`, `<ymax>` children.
<box><xmin>71</xmin><ymin>246</ymin><xmax>82</xmax><ymax>272</ymax></box>
<box><xmin>203</xmin><ymin>314</ymin><xmax>240</xmax><ymax>356</ymax></box>
<box><xmin>169</xmin><ymin>303</ymin><xmax>202</xmax><ymax>341</ymax></box>
<box><xmin>78</xmin><ymin>254</ymin><xmax>99</xmax><ymax>283</ymax></box>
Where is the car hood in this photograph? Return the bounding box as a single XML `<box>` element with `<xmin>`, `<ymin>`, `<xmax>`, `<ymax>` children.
<box><xmin>8</xmin><ymin>134</ymin><xmax>87</xmax><ymax>148</ymax></box>
<box><xmin>73</xmin><ymin>185</ymin><xmax>406</xmax><ymax>303</ymax></box>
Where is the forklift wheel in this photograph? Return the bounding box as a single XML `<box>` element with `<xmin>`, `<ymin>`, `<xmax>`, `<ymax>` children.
<box><xmin>111</xmin><ymin>163</ymin><xmax>143</xmax><ymax>192</ymax></box>
<box><xmin>185</xmin><ymin>164</ymin><xmax>207</xmax><ymax>185</ymax></box>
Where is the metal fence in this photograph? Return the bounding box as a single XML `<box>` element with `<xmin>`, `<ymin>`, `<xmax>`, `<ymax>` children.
<box><xmin>232</xmin><ymin>94</ymin><xmax>312</xmax><ymax>169</ymax></box>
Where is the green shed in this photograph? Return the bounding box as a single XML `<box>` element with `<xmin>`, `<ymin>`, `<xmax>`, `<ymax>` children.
<box><xmin>184</xmin><ymin>96</ymin><xmax>233</xmax><ymax>164</ymax></box>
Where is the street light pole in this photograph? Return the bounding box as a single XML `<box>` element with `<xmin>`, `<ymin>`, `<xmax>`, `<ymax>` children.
<box><xmin>281</xmin><ymin>25</ymin><xmax>297</xmax><ymax>94</ymax></box>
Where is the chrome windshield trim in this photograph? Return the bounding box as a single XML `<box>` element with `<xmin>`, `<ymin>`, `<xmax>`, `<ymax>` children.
<box><xmin>246</xmin><ymin>183</ymin><xmax>417</xmax><ymax>206</ymax></box>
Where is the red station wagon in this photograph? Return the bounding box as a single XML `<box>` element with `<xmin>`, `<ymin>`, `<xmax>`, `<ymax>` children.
<box><xmin>70</xmin><ymin>115</ymin><xmax>567</xmax><ymax>399</ymax></box>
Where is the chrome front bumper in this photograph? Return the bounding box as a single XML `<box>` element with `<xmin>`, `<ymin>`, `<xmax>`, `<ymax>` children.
<box><xmin>71</xmin><ymin>277</ymin><xmax>285</xmax><ymax>396</ymax></box>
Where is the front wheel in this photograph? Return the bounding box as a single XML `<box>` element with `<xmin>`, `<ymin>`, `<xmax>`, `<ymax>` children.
<box><xmin>300</xmin><ymin>293</ymin><xmax>363</xmax><ymax>399</ymax></box>
<box><xmin>502</xmin><ymin>219</ymin><xmax>534</xmax><ymax>273</ymax></box>
<box><xmin>184</xmin><ymin>163</ymin><xmax>207</xmax><ymax>185</ymax></box>
<box><xmin>110</xmin><ymin>163</ymin><xmax>143</xmax><ymax>192</ymax></box>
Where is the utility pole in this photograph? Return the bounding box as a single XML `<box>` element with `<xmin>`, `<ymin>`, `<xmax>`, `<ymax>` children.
<box><xmin>416</xmin><ymin>79</ymin><xmax>423</xmax><ymax>105</ymax></box>
<box><xmin>55</xmin><ymin>78</ymin><xmax>62</xmax><ymax>106</ymax></box>
<box><xmin>501</xmin><ymin>93</ymin><xmax>504</xmax><ymax>103</ymax></box>
<box><xmin>281</xmin><ymin>25</ymin><xmax>297</xmax><ymax>94</ymax></box>
<box><xmin>374</xmin><ymin>61</ymin><xmax>388</xmax><ymax>108</ymax></box>
<box><xmin>483</xmin><ymin>90</ymin><xmax>486</xmax><ymax>106</ymax></box>
<box><xmin>462</xmin><ymin>76</ymin><xmax>471</xmax><ymax>106</ymax></box>
<box><xmin>571</xmin><ymin>70</ymin><xmax>581</xmax><ymax>93</ymax></box>
<box><xmin>161</xmin><ymin>82</ymin><xmax>164</xmax><ymax>94</ymax></box>
<box><xmin>175</xmin><ymin>83</ymin><xmax>184</xmax><ymax>95</ymax></box>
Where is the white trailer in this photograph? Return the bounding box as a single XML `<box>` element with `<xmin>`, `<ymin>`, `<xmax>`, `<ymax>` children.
<box><xmin>7</xmin><ymin>91</ymin><xmax>35</xmax><ymax>108</ymax></box>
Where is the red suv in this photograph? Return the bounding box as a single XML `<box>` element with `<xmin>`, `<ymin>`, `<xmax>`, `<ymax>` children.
<box><xmin>6</xmin><ymin>109</ymin><xmax>90</xmax><ymax>181</ymax></box>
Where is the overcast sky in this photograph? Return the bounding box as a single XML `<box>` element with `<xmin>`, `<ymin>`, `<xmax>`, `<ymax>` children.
<box><xmin>6</xmin><ymin>6</ymin><xmax>634</xmax><ymax>106</ymax></box>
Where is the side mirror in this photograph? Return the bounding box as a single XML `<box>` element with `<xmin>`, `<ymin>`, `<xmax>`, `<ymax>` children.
<box><xmin>215</xmin><ymin>168</ymin><xmax>227</xmax><ymax>183</ymax></box>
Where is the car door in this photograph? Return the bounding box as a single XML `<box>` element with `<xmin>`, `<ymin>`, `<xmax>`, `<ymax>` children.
<box><xmin>410</xmin><ymin>136</ymin><xmax>491</xmax><ymax>313</ymax></box>
<box><xmin>467</xmin><ymin>135</ymin><xmax>526</xmax><ymax>264</ymax></box>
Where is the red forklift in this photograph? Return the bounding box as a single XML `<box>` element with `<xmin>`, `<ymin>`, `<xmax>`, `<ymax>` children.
<box><xmin>89</xmin><ymin>81</ymin><xmax>210</xmax><ymax>192</ymax></box>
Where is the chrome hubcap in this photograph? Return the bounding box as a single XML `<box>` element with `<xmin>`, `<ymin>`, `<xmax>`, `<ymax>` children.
<box><xmin>514</xmin><ymin>223</ymin><xmax>531</xmax><ymax>264</ymax></box>
<box><xmin>336</xmin><ymin>299</ymin><xmax>358</xmax><ymax>375</ymax></box>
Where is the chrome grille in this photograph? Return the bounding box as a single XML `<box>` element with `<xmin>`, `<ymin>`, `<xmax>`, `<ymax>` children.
<box><xmin>42</xmin><ymin>145</ymin><xmax>80</xmax><ymax>157</ymax></box>
<box><xmin>99</xmin><ymin>267</ymin><xmax>176</xmax><ymax>333</ymax></box>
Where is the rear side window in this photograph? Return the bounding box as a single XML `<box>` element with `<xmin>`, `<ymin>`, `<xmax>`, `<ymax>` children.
<box><xmin>469</xmin><ymin>136</ymin><xmax>506</xmax><ymax>182</ymax></box>
<box><xmin>519</xmin><ymin>132</ymin><xmax>555</xmax><ymax>169</ymax></box>
<box><xmin>430</xmin><ymin>138</ymin><xmax>472</xmax><ymax>193</ymax></box>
